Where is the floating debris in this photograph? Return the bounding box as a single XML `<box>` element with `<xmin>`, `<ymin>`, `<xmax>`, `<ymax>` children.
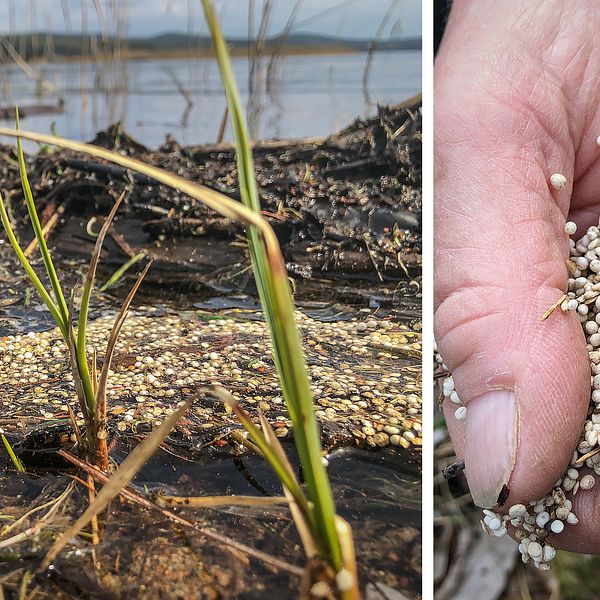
<box><xmin>0</xmin><ymin>101</ymin><xmax>421</xmax><ymax>291</ymax></box>
<box><xmin>1</xmin><ymin>311</ymin><xmax>422</xmax><ymax>454</ymax></box>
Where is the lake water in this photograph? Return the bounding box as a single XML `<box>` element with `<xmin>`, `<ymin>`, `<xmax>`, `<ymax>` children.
<box><xmin>0</xmin><ymin>50</ymin><xmax>421</xmax><ymax>147</ymax></box>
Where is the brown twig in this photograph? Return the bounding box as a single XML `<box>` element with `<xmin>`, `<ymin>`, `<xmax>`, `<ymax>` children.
<box><xmin>216</xmin><ymin>106</ymin><xmax>228</xmax><ymax>143</ymax></box>
<box><xmin>541</xmin><ymin>293</ymin><xmax>568</xmax><ymax>320</ymax></box>
<box><xmin>24</xmin><ymin>201</ymin><xmax>68</xmax><ymax>258</ymax></box>
<box><xmin>87</xmin><ymin>474</ymin><xmax>100</xmax><ymax>546</ymax></box>
<box><xmin>93</xmin><ymin>262</ymin><xmax>152</xmax><ymax>468</ymax></box>
<box><xmin>157</xmin><ymin>494</ymin><xmax>288</xmax><ymax>508</ymax></box>
<box><xmin>68</xmin><ymin>474</ymin><xmax>95</xmax><ymax>492</ymax></box>
<box><xmin>575</xmin><ymin>446</ymin><xmax>600</xmax><ymax>466</ymax></box>
<box><xmin>57</xmin><ymin>449</ymin><xmax>304</xmax><ymax>576</ymax></box>
<box><xmin>95</xmin><ymin>216</ymin><xmax>137</xmax><ymax>258</ymax></box>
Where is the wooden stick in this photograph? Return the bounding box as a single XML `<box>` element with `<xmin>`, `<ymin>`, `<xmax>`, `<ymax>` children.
<box><xmin>58</xmin><ymin>449</ymin><xmax>304</xmax><ymax>576</ymax></box>
<box><xmin>24</xmin><ymin>202</ymin><xmax>67</xmax><ymax>258</ymax></box>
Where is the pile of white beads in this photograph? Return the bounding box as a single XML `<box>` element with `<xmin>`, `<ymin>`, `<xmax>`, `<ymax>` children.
<box><xmin>479</xmin><ymin>216</ymin><xmax>600</xmax><ymax>568</ymax></box>
<box><xmin>441</xmin><ymin>375</ymin><xmax>467</xmax><ymax>421</ymax></box>
<box><xmin>437</xmin><ymin>185</ymin><xmax>600</xmax><ymax>569</ymax></box>
<box><xmin>435</xmin><ymin>342</ymin><xmax>468</xmax><ymax>422</ymax></box>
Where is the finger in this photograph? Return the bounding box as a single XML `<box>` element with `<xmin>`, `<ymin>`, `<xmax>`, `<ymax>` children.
<box><xmin>435</xmin><ymin>0</ymin><xmax>591</xmax><ymax>509</ymax></box>
<box><xmin>553</xmin><ymin>477</ymin><xmax>600</xmax><ymax>553</ymax></box>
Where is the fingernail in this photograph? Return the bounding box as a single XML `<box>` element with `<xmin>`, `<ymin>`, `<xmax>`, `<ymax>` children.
<box><xmin>463</xmin><ymin>390</ymin><xmax>518</xmax><ymax>509</ymax></box>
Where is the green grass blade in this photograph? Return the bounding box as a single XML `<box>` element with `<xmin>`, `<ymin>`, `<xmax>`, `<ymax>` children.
<box><xmin>15</xmin><ymin>109</ymin><xmax>69</xmax><ymax>326</ymax></box>
<box><xmin>212</xmin><ymin>387</ymin><xmax>311</xmax><ymax>518</ymax></box>
<box><xmin>95</xmin><ymin>261</ymin><xmax>152</xmax><ymax>428</ymax></box>
<box><xmin>76</xmin><ymin>192</ymin><xmax>126</xmax><ymax>414</ymax></box>
<box><xmin>67</xmin><ymin>289</ymin><xmax>92</xmax><ymax>432</ymax></box>
<box><xmin>1</xmin><ymin>433</ymin><xmax>25</xmax><ymax>472</ymax></box>
<box><xmin>0</xmin><ymin>193</ymin><xmax>67</xmax><ymax>338</ymax></box>
<box><xmin>200</xmin><ymin>0</ymin><xmax>343</xmax><ymax>569</ymax></box>
<box><xmin>257</xmin><ymin>410</ymin><xmax>318</xmax><ymax>559</ymax></box>
<box><xmin>99</xmin><ymin>251</ymin><xmax>147</xmax><ymax>292</ymax></box>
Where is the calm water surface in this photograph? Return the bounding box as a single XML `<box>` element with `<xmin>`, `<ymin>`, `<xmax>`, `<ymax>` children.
<box><xmin>0</xmin><ymin>50</ymin><xmax>421</xmax><ymax>146</ymax></box>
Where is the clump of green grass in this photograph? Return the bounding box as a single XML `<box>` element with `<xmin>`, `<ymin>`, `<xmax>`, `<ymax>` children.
<box><xmin>0</xmin><ymin>121</ymin><xmax>150</xmax><ymax>468</ymax></box>
<box><xmin>0</xmin><ymin>127</ymin><xmax>357</xmax><ymax>593</ymax></box>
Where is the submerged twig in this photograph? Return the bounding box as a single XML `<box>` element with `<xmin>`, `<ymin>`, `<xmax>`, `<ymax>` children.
<box><xmin>99</xmin><ymin>251</ymin><xmax>147</xmax><ymax>292</ymax></box>
<box><xmin>39</xmin><ymin>397</ymin><xmax>194</xmax><ymax>571</ymax></box>
<box><xmin>23</xmin><ymin>201</ymin><xmax>68</xmax><ymax>258</ymax></box>
<box><xmin>0</xmin><ymin>483</ymin><xmax>74</xmax><ymax>550</ymax></box>
<box><xmin>57</xmin><ymin>449</ymin><xmax>305</xmax><ymax>576</ymax></box>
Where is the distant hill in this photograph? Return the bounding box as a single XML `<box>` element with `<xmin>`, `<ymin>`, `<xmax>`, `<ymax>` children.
<box><xmin>0</xmin><ymin>31</ymin><xmax>421</xmax><ymax>62</ymax></box>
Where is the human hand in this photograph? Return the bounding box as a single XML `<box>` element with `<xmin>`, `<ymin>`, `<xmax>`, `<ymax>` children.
<box><xmin>435</xmin><ymin>0</ymin><xmax>600</xmax><ymax>552</ymax></box>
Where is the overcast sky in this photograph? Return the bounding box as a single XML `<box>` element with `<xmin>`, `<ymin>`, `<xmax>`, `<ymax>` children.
<box><xmin>0</xmin><ymin>0</ymin><xmax>421</xmax><ymax>40</ymax></box>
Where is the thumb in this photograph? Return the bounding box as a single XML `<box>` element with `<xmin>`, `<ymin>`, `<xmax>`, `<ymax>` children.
<box><xmin>437</xmin><ymin>280</ymin><xmax>589</xmax><ymax>509</ymax></box>
<box><xmin>435</xmin><ymin>12</ymin><xmax>590</xmax><ymax>509</ymax></box>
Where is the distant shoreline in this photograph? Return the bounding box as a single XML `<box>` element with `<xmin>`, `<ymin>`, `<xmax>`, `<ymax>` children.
<box><xmin>0</xmin><ymin>32</ymin><xmax>421</xmax><ymax>64</ymax></box>
<box><xmin>23</xmin><ymin>45</ymin><xmax>420</xmax><ymax>65</ymax></box>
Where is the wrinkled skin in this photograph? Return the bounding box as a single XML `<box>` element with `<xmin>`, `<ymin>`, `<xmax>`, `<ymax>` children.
<box><xmin>435</xmin><ymin>0</ymin><xmax>600</xmax><ymax>552</ymax></box>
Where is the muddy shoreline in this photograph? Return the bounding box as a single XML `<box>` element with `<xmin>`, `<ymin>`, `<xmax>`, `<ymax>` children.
<box><xmin>0</xmin><ymin>102</ymin><xmax>422</xmax><ymax>599</ymax></box>
<box><xmin>0</xmin><ymin>99</ymin><xmax>421</xmax><ymax>297</ymax></box>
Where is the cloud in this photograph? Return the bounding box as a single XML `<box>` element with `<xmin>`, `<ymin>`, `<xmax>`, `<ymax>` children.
<box><xmin>0</xmin><ymin>0</ymin><xmax>421</xmax><ymax>40</ymax></box>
